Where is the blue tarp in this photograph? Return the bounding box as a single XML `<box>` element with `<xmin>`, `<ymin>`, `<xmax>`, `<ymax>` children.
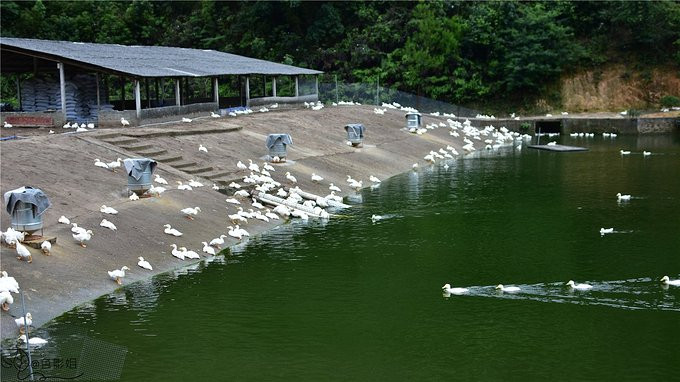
<box><xmin>3</xmin><ymin>186</ymin><xmax>51</xmax><ymax>216</ymax></box>
<box><xmin>123</xmin><ymin>158</ymin><xmax>157</xmax><ymax>181</ymax></box>
<box><xmin>344</xmin><ymin>124</ymin><xmax>365</xmax><ymax>138</ymax></box>
<box><xmin>266</xmin><ymin>134</ymin><xmax>293</xmax><ymax>149</ymax></box>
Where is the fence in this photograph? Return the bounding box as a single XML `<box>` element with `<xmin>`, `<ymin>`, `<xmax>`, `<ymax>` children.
<box><xmin>318</xmin><ymin>75</ymin><xmax>480</xmax><ymax>118</ymax></box>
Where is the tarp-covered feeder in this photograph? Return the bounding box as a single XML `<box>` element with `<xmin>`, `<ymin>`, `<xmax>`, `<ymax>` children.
<box><xmin>266</xmin><ymin>134</ymin><xmax>293</xmax><ymax>162</ymax></box>
<box><xmin>3</xmin><ymin>186</ymin><xmax>51</xmax><ymax>233</ymax></box>
<box><xmin>405</xmin><ymin>111</ymin><xmax>422</xmax><ymax>131</ymax></box>
<box><xmin>124</xmin><ymin>158</ymin><xmax>157</xmax><ymax>195</ymax></box>
<box><xmin>344</xmin><ymin>124</ymin><xmax>365</xmax><ymax>147</ymax></box>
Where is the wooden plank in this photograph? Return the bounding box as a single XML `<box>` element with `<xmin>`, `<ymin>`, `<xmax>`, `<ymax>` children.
<box><xmin>527</xmin><ymin>144</ymin><xmax>588</xmax><ymax>152</ymax></box>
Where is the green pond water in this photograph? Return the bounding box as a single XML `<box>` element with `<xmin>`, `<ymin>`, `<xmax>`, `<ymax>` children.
<box><xmin>3</xmin><ymin>133</ymin><xmax>680</xmax><ymax>381</ymax></box>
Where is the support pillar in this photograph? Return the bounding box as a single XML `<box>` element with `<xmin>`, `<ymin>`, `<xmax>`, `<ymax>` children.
<box><xmin>315</xmin><ymin>75</ymin><xmax>319</xmax><ymax>98</ymax></box>
<box><xmin>175</xmin><ymin>79</ymin><xmax>181</xmax><ymax>106</ymax></box>
<box><xmin>134</xmin><ymin>79</ymin><xmax>141</xmax><ymax>119</ymax></box>
<box><xmin>295</xmin><ymin>76</ymin><xmax>299</xmax><ymax>97</ymax></box>
<box><xmin>16</xmin><ymin>76</ymin><xmax>21</xmax><ymax>111</ymax></box>
<box><xmin>58</xmin><ymin>62</ymin><xmax>66</xmax><ymax>115</ymax></box>
<box><xmin>272</xmin><ymin>77</ymin><xmax>277</xmax><ymax>97</ymax></box>
<box><xmin>95</xmin><ymin>73</ymin><xmax>101</xmax><ymax>113</ymax></box>
<box><xmin>213</xmin><ymin>77</ymin><xmax>219</xmax><ymax>104</ymax></box>
<box><xmin>245</xmin><ymin>76</ymin><xmax>250</xmax><ymax>106</ymax></box>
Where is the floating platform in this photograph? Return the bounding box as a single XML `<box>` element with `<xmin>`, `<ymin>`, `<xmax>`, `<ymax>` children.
<box><xmin>527</xmin><ymin>144</ymin><xmax>588</xmax><ymax>152</ymax></box>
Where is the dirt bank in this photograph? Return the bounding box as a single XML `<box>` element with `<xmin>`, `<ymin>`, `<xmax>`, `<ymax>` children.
<box><xmin>0</xmin><ymin>105</ymin><xmax>468</xmax><ymax>339</ymax></box>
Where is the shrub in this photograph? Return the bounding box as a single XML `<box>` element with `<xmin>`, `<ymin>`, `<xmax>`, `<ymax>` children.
<box><xmin>519</xmin><ymin>122</ymin><xmax>531</xmax><ymax>133</ymax></box>
<box><xmin>660</xmin><ymin>95</ymin><xmax>680</xmax><ymax>108</ymax></box>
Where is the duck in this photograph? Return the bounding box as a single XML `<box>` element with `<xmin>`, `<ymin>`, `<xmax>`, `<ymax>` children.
<box><xmin>272</xmin><ymin>204</ymin><xmax>291</xmax><ymax>218</ymax></box>
<box><xmin>237</xmin><ymin>161</ymin><xmax>247</xmax><ymax>171</ymax></box>
<box><xmin>180</xmin><ymin>206</ymin><xmax>201</xmax><ymax>220</ymax></box>
<box><xmin>16</xmin><ymin>242</ymin><xmax>32</xmax><ymax>263</ymax></box>
<box><xmin>170</xmin><ymin>244</ymin><xmax>185</xmax><ymax>260</ymax></box>
<box><xmin>263</xmin><ymin>163</ymin><xmax>275</xmax><ymax>172</ymax></box>
<box><xmin>188</xmin><ymin>179</ymin><xmax>204</xmax><ymax>188</ymax></box>
<box><xmin>182</xmin><ymin>117</ymin><xmax>192</xmax><ymax>123</ymax></box>
<box><xmin>271</xmin><ymin>155</ymin><xmax>281</xmax><ymax>163</ymax></box>
<box><xmin>120</xmin><ymin>117</ymin><xmax>130</xmax><ymax>126</ymax></box>
<box><xmin>235</xmin><ymin>225</ymin><xmax>250</xmax><ymax>238</ymax></box>
<box><xmin>3</xmin><ymin>228</ymin><xmax>25</xmax><ymax>248</ymax></box>
<box><xmin>290</xmin><ymin>209</ymin><xmax>309</xmax><ymax>220</ymax></box>
<box><xmin>100</xmin><ymin>205</ymin><xmax>118</xmax><ymax>214</ymax></box>
<box><xmin>228</xmin><ymin>209</ymin><xmax>248</xmax><ymax>224</ymax></box>
<box><xmin>234</xmin><ymin>189</ymin><xmax>249</xmax><ymax>198</ymax></box>
<box><xmin>154</xmin><ymin>174</ymin><xmax>169</xmax><ymax>185</ymax></box>
<box><xmin>202</xmin><ymin>242</ymin><xmax>216</xmax><ymax>256</ymax></box>
<box><xmin>616</xmin><ymin>193</ymin><xmax>631</xmax><ymax>201</ymax></box>
<box><xmin>226</xmin><ymin>198</ymin><xmax>241</xmax><ymax>205</ymax></box>
<box><xmin>18</xmin><ymin>335</ymin><xmax>48</xmax><ymax>347</ymax></box>
<box><xmin>4</xmin><ymin>121</ymin><xmax>13</xmax><ymax>128</ymax></box>
<box><xmin>146</xmin><ymin>185</ymin><xmax>166</xmax><ymax>197</ymax></box>
<box><xmin>163</xmin><ymin>224</ymin><xmax>183</xmax><ymax>237</ymax></box>
<box><xmin>251</xmin><ymin>198</ymin><xmax>265</xmax><ymax>210</ymax></box>
<box><xmin>285</xmin><ymin>172</ymin><xmax>297</xmax><ymax>183</ymax></box>
<box><xmin>265</xmin><ymin>209</ymin><xmax>280</xmax><ymax>220</ymax></box>
<box><xmin>620</xmin><ymin>150</ymin><xmax>631</xmax><ymax>155</ymax></box>
<box><xmin>0</xmin><ymin>291</ymin><xmax>14</xmax><ymax>311</ymax></box>
<box><xmin>643</xmin><ymin>151</ymin><xmax>651</xmax><ymax>156</ymax></box>
<box><xmin>566</xmin><ymin>280</ymin><xmax>592</xmax><ymax>290</ymax></box>
<box><xmin>100</xmin><ymin>218</ymin><xmax>117</xmax><ymax>231</ymax></box>
<box><xmin>248</xmin><ymin>159</ymin><xmax>260</xmax><ymax>173</ymax></box>
<box><xmin>660</xmin><ymin>276</ymin><xmax>680</xmax><ymax>286</ymax></box>
<box><xmin>412</xmin><ymin>163</ymin><xmax>419</xmax><ymax>170</ymax></box>
<box><xmin>176</xmin><ymin>181</ymin><xmax>193</xmax><ymax>191</ymax></box>
<box><xmin>228</xmin><ymin>182</ymin><xmax>241</xmax><ymax>189</ymax></box>
<box><xmin>211</xmin><ymin>111</ymin><xmax>221</xmax><ymax>118</ymax></box>
<box><xmin>181</xmin><ymin>247</ymin><xmax>200</xmax><ymax>259</ymax></box>
<box><xmin>15</xmin><ymin>313</ymin><xmax>32</xmax><ymax>334</ymax></box>
<box><xmin>137</xmin><ymin>256</ymin><xmax>152</xmax><ymax>270</ymax></box>
<box><xmin>495</xmin><ymin>284</ymin><xmax>521</xmax><ymax>293</ymax></box>
<box><xmin>209</xmin><ymin>234</ymin><xmax>228</xmax><ymax>248</ymax></box>
<box><xmin>129</xmin><ymin>192</ymin><xmax>139</xmax><ymax>201</ymax></box>
<box><xmin>212</xmin><ymin>183</ymin><xmax>220</xmax><ymax>191</ymax></box>
<box><xmin>107</xmin><ymin>266</ymin><xmax>130</xmax><ymax>285</ymax></box>
<box><xmin>371</xmin><ymin>214</ymin><xmax>383</xmax><ymax>222</ymax></box>
<box><xmin>41</xmin><ymin>240</ymin><xmax>51</xmax><ymax>255</ymax></box>
<box><xmin>0</xmin><ymin>271</ymin><xmax>20</xmax><ymax>294</ymax></box>
<box><xmin>349</xmin><ymin>179</ymin><xmax>363</xmax><ymax>191</ymax></box>
<box><xmin>311</xmin><ymin>173</ymin><xmax>324</xmax><ymax>182</ymax></box>
<box><xmin>600</xmin><ymin>227</ymin><xmax>614</xmax><ymax>235</ymax></box>
<box><xmin>228</xmin><ymin>225</ymin><xmax>243</xmax><ymax>240</ymax></box>
<box><xmin>276</xmin><ymin>188</ymin><xmax>288</xmax><ymax>197</ymax></box>
<box><xmin>328</xmin><ymin>183</ymin><xmax>341</xmax><ymax>192</ymax></box>
<box><xmin>58</xmin><ymin>215</ymin><xmax>70</xmax><ymax>225</ymax></box>
<box><xmin>72</xmin><ymin>230</ymin><xmax>93</xmax><ymax>247</ymax></box>
<box><xmin>106</xmin><ymin>158</ymin><xmax>122</xmax><ymax>172</ymax></box>
<box><xmin>87</xmin><ymin>123</ymin><xmax>95</xmax><ymax>129</ymax></box>
<box><xmin>94</xmin><ymin>159</ymin><xmax>109</xmax><ymax>169</ymax></box>
<box><xmin>442</xmin><ymin>283</ymin><xmax>469</xmax><ymax>295</ymax></box>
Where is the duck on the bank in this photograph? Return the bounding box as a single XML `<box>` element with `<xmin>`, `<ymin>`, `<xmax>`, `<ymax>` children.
<box><xmin>100</xmin><ymin>219</ymin><xmax>117</xmax><ymax>231</ymax></box>
<box><xmin>442</xmin><ymin>283</ymin><xmax>469</xmax><ymax>295</ymax></box>
<box><xmin>285</xmin><ymin>172</ymin><xmax>297</xmax><ymax>183</ymax></box>
<box><xmin>163</xmin><ymin>224</ymin><xmax>183</xmax><ymax>237</ymax></box>
<box><xmin>137</xmin><ymin>257</ymin><xmax>152</xmax><ymax>270</ymax></box>
<box><xmin>94</xmin><ymin>159</ymin><xmax>109</xmax><ymax>169</ymax></box>
<box><xmin>154</xmin><ymin>174</ymin><xmax>168</xmax><ymax>185</ymax></box>
<box><xmin>16</xmin><ymin>242</ymin><xmax>32</xmax><ymax>263</ymax></box>
<box><xmin>263</xmin><ymin>163</ymin><xmax>275</xmax><ymax>172</ymax></box>
<box><xmin>495</xmin><ymin>284</ymin><xmax>521</xmax><ymax>293</ymax></box>
<box><xmin>199</xmin><ymin>144</ymin><xmax>208</xmax><ymax>153</ymax></box>
<box><xmin>181</xmin><ymin>247</ymin><xmax>200</xmax><ymax>259</ymax></box>
<box><xmin>248</xmin><ymin>159</ymin><xmax>260</xmax><ymax>173</ymax></box>
<box><xmin>369</xmin><ymin>175</ymin><xmax>381</xmax><ymax>184</ymax></box>
<box><xmin>643</xmin><ymin>151</ymin><xmax>652</xmax><ymax>156</ymax></box>
<box><xmin>566</xmin><ymin>280</ymin><xmax>592</xmax><ymax>290</ymax></box>
<box><xmin>1</xmin><ymin>271</ymin><xmax>20</xmax><ymax>294</ymax></box>
<box><xmin>180</xmin><ymin>207</ymin><xmax>201</xmax><ymax>220</ymax></box>
<box><xmin>41</xmin><ymin>240</ymin><xmax>51</xmax><ymax>255</ymax></box>
<box><xmin>226</xmin><ymin>198</ymin><xmax>241</xmax><ymax>205</ymax></box>
<box><xmin>108</xmin><ymin>266</ymin><xmax>130</xmax><ymax>285</ymax></box>
<box><xmin>209</xmin><ymin>235</ymin><xmax>228</xmax><ymax>248</ymax></box>
<box><xmin>188</xmin><ymin>179</ymin><xmax>204</xmax><ymax>188</ymax></box>
<box><xmin>202</xmin><ymin>242</ymin><xmax>216</xmax><ymax>256</ymax></box>
<box><xmin>170</xmin><ymin>244</ymin><xmax>185</xmax><ymax>260</ymax></box>
<box><xmin>660</xmin><ymin>276</ymin><xmax>680</xmax><ymax>286</ymax></box>
<box><xmin>106</xmin><ymin>158</ymin><xmax>122</xmax><ymax>172</ymax></box>
<box><xmin>176</xmin><ymin>181</ymin><xmax>193</xmax><ymax>191</ymax></box>
<box><xmin>237</xmin><ymin>161</ymin><xmax>247</xmax><ymax>171</ymax></box>
<box><xmin>100</xmin><ymin>205</ymin><xmax>118</xmax><ymax>214</ymax></box>
<box><xmin>0</xmin><ymin>291</ymin><xmax>14</xmax><ymax>311</ymax></box>
<box><xmin>58</xmin><ymin>215</ymin><xmax>70</xmax><ymax>225</ymax></box>
<box><xmin>311</xmin><ymin>173</ymin><xmax>324</xmax><ymax>182</ymax></box>
<box><xmin>15</xmin><ymin>313</ymin><xmax>32</xmax><ymax>334</ymax></box>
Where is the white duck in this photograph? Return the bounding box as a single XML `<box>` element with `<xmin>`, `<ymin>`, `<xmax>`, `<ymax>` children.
<box><xmin>154</xmin><ymin>174</ymin><xmax>169</xmax><ymax>185</ymax></box>
<box><xmin>18</xmin><ymin>335</ymin><xmax>48</xmax><ymax>347</ymax></box>
<box><xmin>226</xmin><ymin>198</ymin><xmax>241</xmax><ymax>205</ymax></box>
<box><xmin>328</xmin><ymin>183</ymin><xmax>341</xmax><ymax>192</ymax></box>
<box><xmin>129</xmin><ymin>192</ymin><xmax>139</xmax><ymax>201</ymax></box>
<box><xmin>188</xmin><ymin>179</ymin><xmax>204</xmax><ymax>188</ymax></box>
<box><xmin>495</xmin><ymin>284</ymin><xmax>521</xmax><ymax>293</ymax></box>
<box><xmin>660</xmin><ymin>276</ymin><xmax>680</xmax><ymax>286</ymax></box>
<box><xmin>108</xmin><ymin>266</ymin><xmax>130</xmax><ymax>285</ymax></box>
<box><xmin>566</xmin><ymin>280</ymin><xmax>593</xmax><ymax>290</ymax></box>
<box><xmin>228</xmin><ymin>182</ymin><xmax>241</xmax><ymax>189</ymax></box>
<box><xmin>0</xmin><ymin>291</ymin><xmax>14</xmax><ymax>311</ymax></box>
<box><xmin>170</xmin><ymin>244</ymin><xmax>185</xmax><ymax>260</ymax></box>
<box><xmin>16</xmin><ymin>242</ymin><xmax>32</xmax><ymax>263</ymax></box>
<box><xmin>73</xmin><ymin>229</ymin><xmax>93</xmax><ymax>247</ymax></box>
<box><xmin>212</xmin><ymin>183</ymin><xmax>220</xmax><ymax>190</ymax></box>
<box><xmin>137</xmin><ymin>257</ymin><xmax>152</xmax><ymax>270</ymax></box>
<box><xmin>263</xmin><ymin>163</ymin><xmax>275</xmax><ymax>172</ymax></box>
<box><xmin>285</xmin><ymin>172</ymin><xmax>297</xmax><ymax>183</ymax></box>
<box><xmin>94</xmin><ymin>159</ymin><xmax>109</xmax><ymax>169</ymax></box>
<box><xmin>181</xmin><ymin>247</ymin><xmax>200</xmax><ymax>259</ymax></box>
<box><xmin>146</xmin><ymin>185</ymin><xmax>166</xmax><ymax>197</ymax></box>
<box><xmin>177</xmin><ymin>181</ymin><xmax>193</xmax><ymax>191</ymax></box>
<box><xmin>616</xmin><ymin>193</ymin><xmax>631</xmax><ymax>201</ymax></box>
<box><xmin>58</xmin><ymin>215</ymin><xmax>71</xmax><ymax>225</ymax></box>
<box><xmin>100</xmin><ymin>219</ymin><xmax>117</xmax><ymax>231</ymax></box>
<box><xmin>0</xmin><ymin>271</ymin><xmax>20</xmax><ymax>293</ymax></box>
<box><xmin>120</xmin><ymin>117</ymin><xmax>130</xmax><ymax>126</ymax></box>
<box><xmin>106</xmin><ymin>158</ymin><xmax>122</xmax><ymax>172</ymax></box>
<box><xmin>620</xmin><ymin>150</ymin><xmax>631</xmax><ymax>155</ymax></box>
<box><xmin>209</xmin><ymin>235</ymin><xmax>228</xmax><ymax>248</ymax></box>
<box><xmin>265</xmin><ymin>209</ymin><xmax>280</xmax><ymax>220</ymax></box>
<box><xmin>600</xmin><ymin>227</ymin><xmax>614</xmax><ymax>235</ymax></box>
<box><xmin>237</xmin><ymin>161</ymin><xmax>247</xmax><ymax>171</ymax></box>
<box><xmin>202</xmin><ymin>242</ymin><xmax>216</xmax><ymax>256</ymax></box>
<box><xmin>100</xmin><ymin>205</ymin><xmax>118</xmax><ymax>214</ymax></box>
<box><xmin>199</xmin><ymin>144</ymin><xmax>208</xmax><ymax>153</ymax></box>
<box><xmin>15</xmin><ymin>313</ymin><xmax>32</xmax><ymax>334</ymax></box>
<box><xmin>643</xmin><ymin>151</ymin><xmax>651</xmax><ymax>156</ymax></box>
<box><xmin>251</xmin><ymin>198</ymin><xmax>265</xmax><ymax>210</ymax></box>
<box><xmin>442</xmin><ymin>283</ymin><xmax>469</xmax><ymax>295</ymax></box>
<box><xmin>41</xmin><ymin>240</ymin><xmax>51</xmax><ymax>255</ymax></box>
<box><xmin>181</xmin><ymin>206</ymin><xmax>201</xmax><ymax>220</ymax></box>
<box><xmin>234</xmin><ymin>189</ymin><xmax>250</xmax><ymax>198</ymax></box>
<box><xmin>163</xmin><ymin>224</ymin><xmax>183</xmax><ymax>237</ymax></box>
<box><xmin>369</xmin><ymin>175</ymin><xmax>381</xmax><ymax>184</ymax></box>
<box><xmin>248</xmin><ymin>159</ymin><xmax>260</xmax><ymax>173</ymax></box>
<box><xmin>182</xmin><ymin>117</ymin><xmax>192</xmax><ymax>123</ymax></box>
<box><xmin>311</xmin><ymin>173</ymin><xmax>324</xmax><ymax>182</ymax></box>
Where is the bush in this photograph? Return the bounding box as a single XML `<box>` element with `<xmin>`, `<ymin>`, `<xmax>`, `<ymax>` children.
<box><xmin>519</xmin><ymin>122</ymin><xmax>531</xmax><ymax>133</ymax></box>
<box><xmin>660</xmin><ymin>95</ymin><xmax>680</xmax><ymax>108</ymax></box>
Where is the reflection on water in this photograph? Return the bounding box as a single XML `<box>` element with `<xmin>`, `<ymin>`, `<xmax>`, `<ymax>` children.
<box><xmin>7</xmin><ymin>132</ymin><xmax>680</xmax><ymax>381</ymax></box>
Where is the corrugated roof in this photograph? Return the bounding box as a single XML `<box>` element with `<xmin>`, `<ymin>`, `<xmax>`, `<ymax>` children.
<box><xmin>0</xmin><ymin>37</ymin><xmax>322</xmax><ymax>77</ymax></box>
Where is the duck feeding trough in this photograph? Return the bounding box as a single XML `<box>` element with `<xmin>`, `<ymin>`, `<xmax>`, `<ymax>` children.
<box><xmin>266</xmin><ymin>134</ymin><xmax>293</xmax><ymax>162</ymax></box>
<box><xmin>405</xmin><ymin>111</ymin><xmax>422</xmax><ymax>131</ymax></box>
<box><xmin>4</xmin><ymin>186</ymin><xmax>51</xmax><ymax>234</ymax></box>
<box><xmin>124</xmin><ymin>158</ymin><xmax>157</xmax><ymax>195</ymax></box>
<box><xmin>344</xmin><ymin>124</ymin><xmax>365</xmax><ymax>147</ymax></box>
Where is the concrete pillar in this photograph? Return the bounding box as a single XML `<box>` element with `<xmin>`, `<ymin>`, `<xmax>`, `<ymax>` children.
<box><xmin>145</xmin><ymin>78</ymin><xmax>150</xmax><ymax>108</ymax></box>
<box><xmin>95</xmin><ymin>73</ymin><xmax>100</xmax><ymax>113</ymax></box>
<box><xmin>295</xmin><ymin>76</ymin><xmax>299</xmax><ymax>97</ymax></box>
<box><xmin>175</xmin><ymin>79</ymin><xmax>181</xmax><ymax>106</ymax></box>
<box><xmin>134</xmin><ymin>79</ymin><xmax>141</xmax><ymax>119</ymax></box>
<box><xmin>58</xmin><ymin>62</ymin><xmax>66</xmax><ymax>115</ymax></box>
<box><xmin>315</xmin><ymin>75</ymin><xmax>319</xmax><ymax>97</ymax></box>
<box><xmin>16</xmin><ymin>76</ymin><xmax>21</xmax><ymax>111</ymax></box>
<box><xmin>272</xmin><ymin>77</ymin><xmax>277</xmax><ymax>97</ymax></box>
<box><xmin>213</xmin><ymin>77</ymin><xmax>219</xmax><ymax>104</ymax></box>
<box><xmin>245</xmin><ymin>76</ymin><xmax>250</xmax><ymax>105</ymax></box>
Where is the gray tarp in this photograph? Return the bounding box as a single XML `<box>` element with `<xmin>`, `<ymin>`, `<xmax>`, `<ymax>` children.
<box><xmin>344</xmin><ymin>124</ymin><xmax>365</xmax><ymax>138</ymax></box>
<box><xmin>123</xmin><ymin>158</ymin><xmax>157</xmax><ymax>181</ymax></box>
<box><xmin>3</xmin><ymin>186</ymin><xmax>51</xmax><ymax>216</ymax></box>
<box><xmin>266</xmin><ymin>134</ymin><xmax>293</xmax><ymax>149</ymax></box>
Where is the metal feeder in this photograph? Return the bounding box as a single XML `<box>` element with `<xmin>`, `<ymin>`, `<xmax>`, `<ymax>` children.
<box><xmin>405</xmin><ymin>111</ymin><xmax>422</xmax><ymax>131</ymax></box>
<box><xmin>266</xmin><ymin>134</ymin><xmax>293</xmax><ymax>162</ymax></box>
<box><xmin>4</xmin><ymin>186</ymin><xmax>51</xmax><ymax>234</ymax></box>
<box><xmin>123</xmin><ymin>158</ymin><xmax>157</xmax><ymax>195</ymax></box>
<box><xmin>344</xmin><ymin>124</ymin><xmax>365</xmax><ymax>147</ymax></box>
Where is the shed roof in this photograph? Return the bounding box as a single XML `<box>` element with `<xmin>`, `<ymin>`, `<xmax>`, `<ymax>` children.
<box><xmin>0</xmin><ymin>37</ymin><xmax>322</xmax><ymax>78</ymax></box>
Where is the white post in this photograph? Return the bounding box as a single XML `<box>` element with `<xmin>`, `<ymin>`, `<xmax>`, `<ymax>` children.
<box><xmin>134</xmin><ymin>79</ymin><xmax>141</xmax><ymax>119</ymax></box>
<box><xmin>295</xmin><ymin>76</ymin><xmax>299</xmax><ymax>97</ymax></box>
<box><xmin>58</xmin><ymin>62</ymin><xmax>66</xmax><ymax>115</ymax></box>
<box><xmin>315</xmin><ymin>75</ymin><xmax>319</xmax><ymax>98</ymax></box>
<box><xmin>245</xmin><ymin>76</ymin><xmax>250</xmax><ymax>105</ymax></box>
<box><xmin>175</xmin><ymin>79</ymin><xmax>181</xmax><ymax>106</ymax></box>
<box><xmin>272</xmin><ymin>77</ymin><xmax>277</xmax><ymax>97</ymax></box>
<box><xmin>213</xmin><ymin>77</ymin><xmax>219</xmax><ymax>104</ymax></box>
<box><xmin>95</xmin><ymin>73</ymin><xmax>101</xmax><ymax>113</ymax></box>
